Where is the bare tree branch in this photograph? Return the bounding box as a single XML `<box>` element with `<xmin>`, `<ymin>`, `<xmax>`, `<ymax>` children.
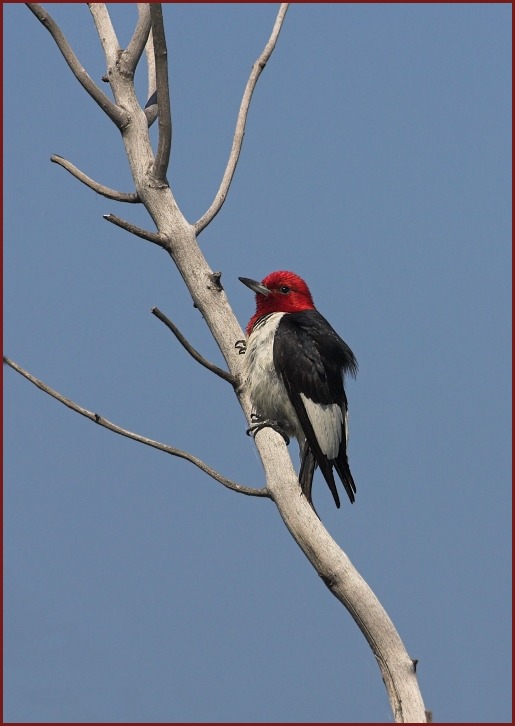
<box><xmin>194</xmin><ymin>3</ymin><xmax>289</xmax><ymax>235</ymax></box>
<box><xmin>149</xmin><ymin>4</ymin><xmax>172</xmax><ymax>181</ymax></box>
<box><xmin>144</xmin><ymin>91</ymin><xmax>158</xmax><ymax>128</ymax></box>
<box><xmin>142</xmin><ymin>7</ymin><xmax>158</xmax><ymax>127</ymax></box>
<box><xmin>152</xmin><ymin>307</ymin><xmax>236</xmax><ymax>385</ymax></box>
<box><xmin>260</xmin><ymin>443</ymin><xmax>429</xmax><ymax>722</ymax></box>
<box><xmin>88</xmin><ymin>3</ymin><xmax>120</xmax><ymax>66</ymax></box>
<box><xmin>51</xmin><ymin>155</ymin><xmax>139</xmax><ymax>202</ymax></box>
<box><xmin>26</xmin><ymin>3</ymin><xmax>129</xmax><ymax>129</ymax></box>
<box><xmin>103</xmin><ymin>214</ymin><xmax>165</xmax><ymax>246</ymax></box>
<box><xmin>4</xmin><ymin>356</ymin><xmax>268</xmax><ymax>499</ymax></box>
<box><xmin>122</xmin><ymin>3</ymin><xmax>152</xmax><ymax>74</ymax></box>
<box><xmin>17</xmin><ymin>6</ymin><xmax>429</xmax><ymax>720</ymax></box>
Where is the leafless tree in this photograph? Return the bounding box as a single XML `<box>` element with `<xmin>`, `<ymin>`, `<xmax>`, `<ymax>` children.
<box><xmin>5</xmin><ymin>4</ymin><xmax>429</xmax><ymax>722</ymax></box>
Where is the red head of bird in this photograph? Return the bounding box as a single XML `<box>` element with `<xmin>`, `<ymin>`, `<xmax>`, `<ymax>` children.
<box><xmin>238</xmin><ymin>270</ymin><xmax>315</xmax><ymax>335</ymax></box>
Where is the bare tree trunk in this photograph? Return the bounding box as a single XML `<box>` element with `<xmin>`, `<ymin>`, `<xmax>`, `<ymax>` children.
<box><xmin>8</xmin><ymin>4</ymin><xmax>428</xmax><ymax>721</ymax></box>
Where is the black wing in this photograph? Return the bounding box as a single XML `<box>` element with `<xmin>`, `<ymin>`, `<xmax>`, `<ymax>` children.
<box><xmin>273</xmin><ymin>309</ymin><xmax>357</xmax><ymax>508</ymax></box>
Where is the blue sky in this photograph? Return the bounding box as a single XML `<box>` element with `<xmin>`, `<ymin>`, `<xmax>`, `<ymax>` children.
<box><xmin>3</xmin><ymin>3</ymin><xmax>511</xmax><ymax>723</ymax></box>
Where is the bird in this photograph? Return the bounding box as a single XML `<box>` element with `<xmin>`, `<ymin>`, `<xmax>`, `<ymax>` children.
<box><xmin>238</xmin><ymin>270</ymin><xmax>358</xmax><ymax>511</ymax></box>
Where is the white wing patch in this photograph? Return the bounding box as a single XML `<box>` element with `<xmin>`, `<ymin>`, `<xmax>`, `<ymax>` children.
<box><xmin>300</xmin><ymin>394</ymin><xmax>344</xmax><ymax>459</ymax></box>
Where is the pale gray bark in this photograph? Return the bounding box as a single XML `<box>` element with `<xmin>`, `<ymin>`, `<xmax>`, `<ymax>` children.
<box><xmin>14</xmin><ymin>4</ymin><xmax>428</xmax><ymax>722</ymax></box>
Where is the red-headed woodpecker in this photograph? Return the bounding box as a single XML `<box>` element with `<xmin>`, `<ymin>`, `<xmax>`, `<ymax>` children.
<box><xmin>239</xmin><ymin>270</ymin><xmax>358</xmax><ymax>511</ymax></box>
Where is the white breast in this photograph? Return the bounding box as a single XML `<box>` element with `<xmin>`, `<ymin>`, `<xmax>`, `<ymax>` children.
<box><xmin>243</xmin><ymin>313</ymin><xmax>302</xmax><ymax>440</ymax></box>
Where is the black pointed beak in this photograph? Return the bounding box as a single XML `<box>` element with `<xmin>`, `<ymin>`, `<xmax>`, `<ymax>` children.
<box><xmin>238</xmin><ymin>277</ymin><xmax>270</xmax><ymax>296</ymax></box>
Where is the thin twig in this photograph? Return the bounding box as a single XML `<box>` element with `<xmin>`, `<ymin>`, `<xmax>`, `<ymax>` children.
<box><xmin>152</xmin><ymin>307</ymin><xmax>236</xmax><ymax>385</ymax></box>
<box><xmin>103</xmin><ymin>214</ymin><xmax>165</xmax><ymax>246</ymax></box>
<box><xmin>194</xmin><ymin>3</ymin><xmax>289</xmax><ymax>235</ymax></box>
<box><xmin>149</xmin><ymin>4</ymin><xmax>172</xmax><ymax>181</ymax></box>
<box><xmin>4</xmin><ymin>356</ymin><xmax>268</xmax><ymax>499</ymax></box>
<box><xmin>123</xmin><ymin>3</ymin><xmax>152</xmax><ymax>75</ymax></box>
<box><xmin>26</xmin><ymin>3</ymin><xmax>129</xmax><ymax>129</ymax></box>
<box><xmin>51</xmin><ymin>155</ymin><xmax>139</xmax><ymax>202</ymax></box>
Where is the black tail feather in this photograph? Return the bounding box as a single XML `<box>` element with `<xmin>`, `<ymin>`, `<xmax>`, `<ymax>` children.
<box><xmin>334</xmin><ymin>454</ymin><xmax>356</xmax><ymax>504</ymax></box>
<box><xmin>299</xmin><ymin>444</ymin><xmax>356</xmax><ymax>509</ymax></box>
<box><xmin>299</xmin><ymin>444</ymin><xmax>316</xmax><ymax>507</ymax></box>
<box><xmin>299</xmin><ymin>443</ymin><xmax>341</xmax><ymax>509</ymax></box>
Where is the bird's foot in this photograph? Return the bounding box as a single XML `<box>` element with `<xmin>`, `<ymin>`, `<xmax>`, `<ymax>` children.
<box><xmin>246</xmin><ymin>414</ymin><xmax>290</xmax><ymax>445</ymax></box>
<box><xmin>235</xmin><ymin>339</ymin><xmax>247</xmax><ymax>355</ymax></box>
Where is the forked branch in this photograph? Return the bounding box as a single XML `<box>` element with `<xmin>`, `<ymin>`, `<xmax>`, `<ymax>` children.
<box><xmin>26</xmin><ymin>3</ymin><xmax>129</xmax><ymax>129</ymax></box>
<box><xmin>14</xmin><ymin>6</ymin><xmax>429</xmax><ymax>721</ymax></box>
<box><xmin>3</xmin><ymin>356</ymin><xmax>268</xmax><ymax>499</ymax></box>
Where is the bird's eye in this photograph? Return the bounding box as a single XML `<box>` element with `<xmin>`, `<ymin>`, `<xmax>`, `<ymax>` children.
<box><xmin>279</xmin><ymin>285</ymin><xmax>290</xmax><ymax>294</ymax></box>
